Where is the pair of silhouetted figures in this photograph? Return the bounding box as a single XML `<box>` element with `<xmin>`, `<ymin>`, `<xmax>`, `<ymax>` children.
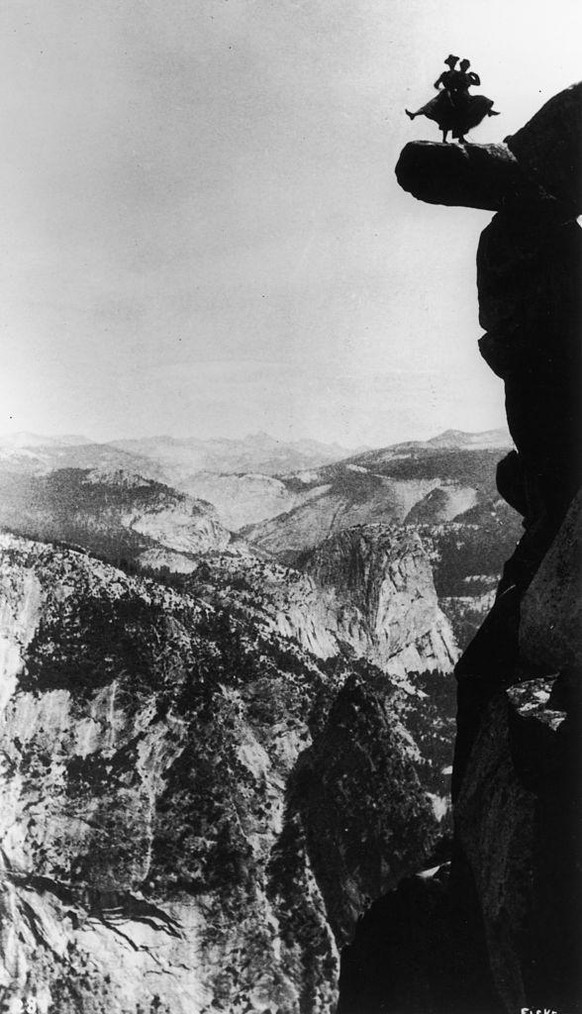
<box><xmin>405</xmin><ymin>54</ymin><xmax>499</xmax><ymax>143</ymax></box>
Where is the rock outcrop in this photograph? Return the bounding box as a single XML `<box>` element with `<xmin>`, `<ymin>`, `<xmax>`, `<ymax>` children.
<box><xmin>454</xmin><ymin>680</ymin><xmax>580</xmax><ymax>1012</ymax></box>
<box><xmin>396</xmin><ymin>82</ymin><xmax>582</xmax><ymax>217</ymax></box>
<box><xmin>505</xmin><ymin>82</ymin><xmax>582</xmax><ymax>212</ymax></box>
<box><xmin>338</xmin><ymin>83</ymin><xmax>582</xmax><ymax>1014</ymax></box>
<box><xmin>395</xmin><ymin>141</ymin><xmax>532</xmax><ymax>211</ymax></box>
<box><xmin>339</xmin><ymin>674</ymin><xmax>580</xmax><ymax>1014</ymax></box>
<box><xmin>519</xmin><ymin>489</ymin><xmax>582</xmax><ymax>674</ymax></box>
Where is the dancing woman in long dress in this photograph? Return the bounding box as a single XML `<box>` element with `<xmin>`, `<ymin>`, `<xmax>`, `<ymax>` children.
<box><xmin>449</xmin><ymin>58</ymin><xmax>500</xmax><ymax>142</ymax></box>
<box><xmin>405</xmin><ymin>54</ymin><xmax>463</xmax><ymax>137</ymax></box>
<box><xmin>405</xmin><ymin>55</ymin><xmax>499</xmax><ymax>142</ymax></box>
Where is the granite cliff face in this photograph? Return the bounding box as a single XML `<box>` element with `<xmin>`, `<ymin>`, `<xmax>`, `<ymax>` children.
<box><xmin>0</xmin><ymin>530</ymin><xmax>454</xmax><ymax>1013</ymax></box>
<box><xmin>298</xmin><ymin>526</ymin><xmax>456</xmax><ymax>677</ymax></box>
<box><xmin>153</xmin><ymin>525</ymin><xmax>458</xmax><ymax>681</ymax></box>
<box><xmin>339</xmin><ymin>84</ymin><xmax>582</xmax><ymax>1014</ymax></box>
<box><xmin>239</xmin><ymin>439</ymin><xmax>523</xmax><ymax>663</ymax></box>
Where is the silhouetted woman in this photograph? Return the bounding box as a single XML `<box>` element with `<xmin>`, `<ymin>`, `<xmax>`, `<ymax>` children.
<box><xmin>405</xmin><ymin>54</ymin><xmax>463</xmax><ymax>141</ymax></box>
<box><xmin>449</xmin><ymin>58</ymin><xmax>500</xmax><ymax>142</ymax></box>
<box><xmin>405</xmin><ymin>55</ymin><xmax>499</xmax><ymax>142</ymax></box>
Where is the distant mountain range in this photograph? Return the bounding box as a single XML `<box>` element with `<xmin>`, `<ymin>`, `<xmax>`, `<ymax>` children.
<box><xmin>0</xmin><ymin>427</ymin><xmax>510</xmax><ymax>473</ymax></box>
<box><xmin>0</xmin><ymin>428</ymin><xmax>513</xmax><ymax>531</ymax></box>
<box><xmin>108</xmin><ymin>431</ymin><xmax>366</xmax><ymax>477</ymax></box>
<box><xmin>412</xmin><ymin>428</ymin><xmax>513</xmax><ymax>450</ymax></box>
<box><xmin>0</xmin><ymin>426</ymin><xmax>521</xmax><ymax>657</ymax></box>
<box><xmin>0</xmin><ymin>430</ymin><xmax>364</xmax><ymax>481</ymax></box>
<box><xmin>243</xmin><ymin>443</ymin><xmax>516</xmax><ymax>555</ymax></box>
<box><xmin>0</xmin><ymin>431</ymin><xmax>90</xmax><ymax>448</ymax></box>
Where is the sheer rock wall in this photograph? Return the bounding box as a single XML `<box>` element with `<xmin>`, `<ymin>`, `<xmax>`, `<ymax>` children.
<box><xmin>339</xmin><ymin>83</ymin><xmax>582</xmax><ymax>1014</ymax></box>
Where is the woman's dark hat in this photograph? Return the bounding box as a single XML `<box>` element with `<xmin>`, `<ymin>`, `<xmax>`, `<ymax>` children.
<box><xmin>445</xmin><ymin>54</ymin><xmax>459</xmax><ymax>66</ymax></box>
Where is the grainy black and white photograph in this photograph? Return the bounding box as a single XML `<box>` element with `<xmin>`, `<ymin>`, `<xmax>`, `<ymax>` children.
<box><xmin>0</xmin><ymin>1</ymin><xmax>580</xmax><ymax>1012</ymax></box>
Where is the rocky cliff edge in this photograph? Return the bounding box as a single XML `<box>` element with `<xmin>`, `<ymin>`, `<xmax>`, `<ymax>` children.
<box><xmin>339</xmin><ymin>83</ymin><xmax>582</xmax><ymax>1014</ymax></box>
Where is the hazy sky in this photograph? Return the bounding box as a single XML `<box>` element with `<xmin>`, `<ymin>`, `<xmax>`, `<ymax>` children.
<box><xmin>0</xmin><ymin>0</ymin><xmax>580</xmax><ymax>446</ymax></box>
